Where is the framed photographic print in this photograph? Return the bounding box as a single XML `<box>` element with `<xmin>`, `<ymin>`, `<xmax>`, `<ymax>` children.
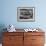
<box><xmin>17</xmin><ymin>7</ymin><xmax>35</xmax><ymax>22</ymax></box>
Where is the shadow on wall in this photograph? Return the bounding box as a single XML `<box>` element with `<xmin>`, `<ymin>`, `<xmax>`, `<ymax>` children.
<box><xmin>0</xmin><ymin>24</ymin><xmax>7</xmax><ymax>43</ymax></box>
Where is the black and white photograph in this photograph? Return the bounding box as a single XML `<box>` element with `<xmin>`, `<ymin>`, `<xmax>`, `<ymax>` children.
<box><xmin>17</xmin><ymin>7</ymin><xmax>35</xmax><ymax>22</ymax></box>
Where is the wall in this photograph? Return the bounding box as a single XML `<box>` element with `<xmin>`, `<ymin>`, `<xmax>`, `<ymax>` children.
<box><xmin>0</xmin><ymin>0</ymin><xmax>46</xmax><ymax>43</ymax></box>
<box><xmin>0</xmin><ymin>0</ymin><xmax>46</xmax><ymax>29</ymax></box>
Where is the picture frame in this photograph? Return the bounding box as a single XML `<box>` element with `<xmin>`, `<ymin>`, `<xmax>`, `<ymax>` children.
<box><xmin>17</xmin><ymin>7</ymin><xmax>35</xmax><ymax>22</ymax></box>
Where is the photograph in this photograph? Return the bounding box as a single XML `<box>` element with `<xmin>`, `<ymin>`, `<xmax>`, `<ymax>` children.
<box><xmin>17</xmin><ymin>7</ymin><xmax>35</xmax><ymax>22</ymax></box>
